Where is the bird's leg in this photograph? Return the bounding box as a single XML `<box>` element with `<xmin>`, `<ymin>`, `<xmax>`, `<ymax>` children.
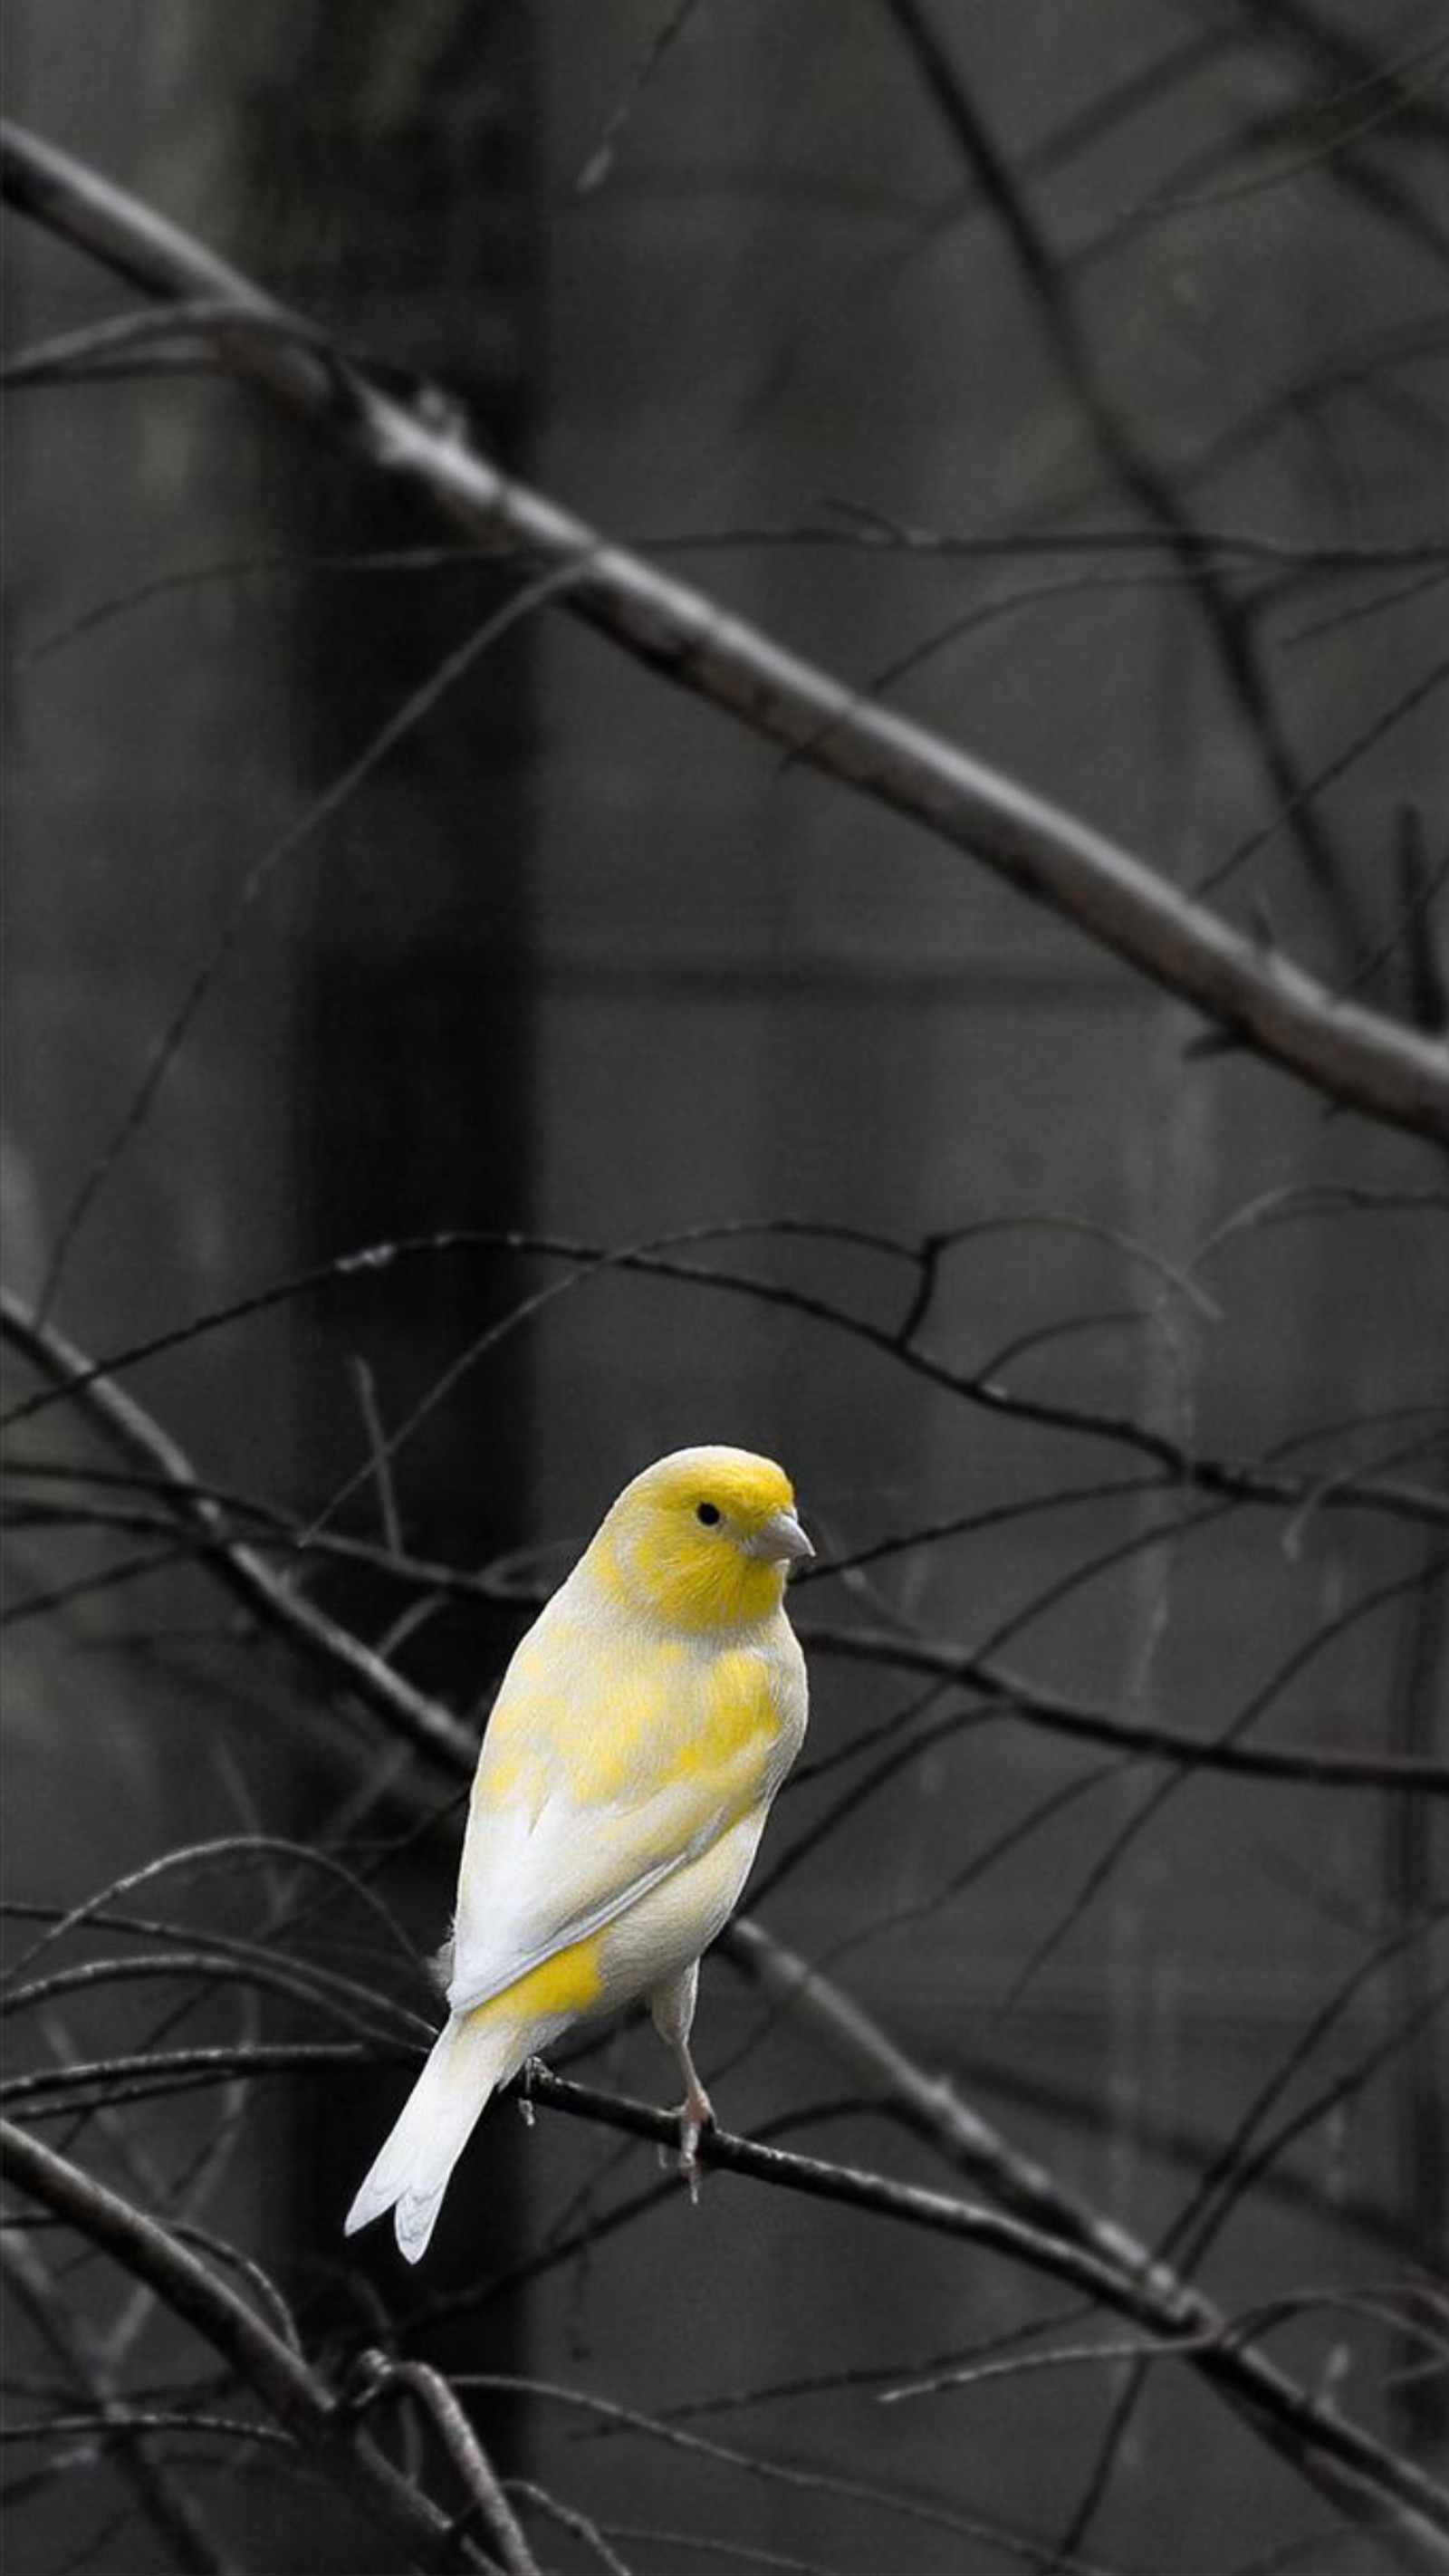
<box><xmin>648</xmin><ymin>1962</ymin><xmax>714</xmax><ymax>2200</ymax></box>
<box><xmin>515</xmin><ymin>2053</ymin><xmax>550</xmax><ymax>2129</ymax></box>
<box><xmin>670</xmin><ymin>2035</ymin><xmax>716</xmax><ymax>2204</ymax></box>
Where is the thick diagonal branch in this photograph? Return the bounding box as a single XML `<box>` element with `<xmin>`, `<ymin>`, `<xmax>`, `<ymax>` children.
<box><xmin>0</xmin><ymin>2121</ymin><xmax>500</xmax><ymax>2572</ymax></box>
<box><xmin>4</xmin><ymin>118</ymin><xmax>1446</xmax><ymax>1146</ymax></box>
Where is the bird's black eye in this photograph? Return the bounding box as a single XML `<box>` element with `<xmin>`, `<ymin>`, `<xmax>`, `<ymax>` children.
<box><xmin>695</xmin><ymin>1501</ymin><xmax>722</xmax><ymax>1527</ymax></box>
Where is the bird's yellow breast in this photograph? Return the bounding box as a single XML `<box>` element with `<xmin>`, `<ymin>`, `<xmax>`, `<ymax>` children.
<box><xmin>471</xmin><ymin>1616</ymin><xmax>794</xmax><ymax>1817</ymax></box>
<box><xmin>656</xmin><ymin>1648</ymin><xmax>783</xmax><ymax>1784</ymax></box>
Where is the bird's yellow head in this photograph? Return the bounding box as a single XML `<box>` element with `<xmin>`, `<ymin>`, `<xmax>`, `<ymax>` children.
<box><xmin>587</xmin><ymin>1446</ymin><xmax>813</xmax><ymax>1634</ymax></box>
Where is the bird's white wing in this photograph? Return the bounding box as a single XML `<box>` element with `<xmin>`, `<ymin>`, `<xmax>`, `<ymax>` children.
<box><xmin>446</xmin><ymin>1779</ymin><xmax>714</xmax><ymax>2015</ymax></box>
<box><xmin>446</xmin><ymin>1591</ymin><xmax>804</xmax><ymax>2018</ymax></box>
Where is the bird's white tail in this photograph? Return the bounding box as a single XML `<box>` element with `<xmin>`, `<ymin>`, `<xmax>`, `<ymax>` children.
<box><xmin>344</xmin><ymin>2007</ymin><xmax>521</xmax><ymax>2264</ymax></box>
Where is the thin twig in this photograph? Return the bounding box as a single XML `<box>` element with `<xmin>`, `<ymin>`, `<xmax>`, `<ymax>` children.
<box><xmin>9</xmin><ymin>1226</ymin><xmax>1446</xmax><ymax>1529</ymax></box>
<box><xmin>0</xmin><ymin>1283</ymin><xmax>478</xmax><ymax>1774</ymax></box>
<box><xmin>1</xmin><ymin>2231</ymin><xmax>236</xmax><ymax>2575</ymax></box>
<box><xmin>574</xmin><ymin>0</ymin><xmax>702</xmax><ymax>196</ymax></box>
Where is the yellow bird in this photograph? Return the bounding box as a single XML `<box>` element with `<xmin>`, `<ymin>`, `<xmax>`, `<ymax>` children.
<box><xmin>345</xmin><ymin>1445</ymin><xmax>812</xmax><ymax>2262</ymax></box>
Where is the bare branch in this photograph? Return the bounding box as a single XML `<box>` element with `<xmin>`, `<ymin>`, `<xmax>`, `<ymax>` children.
<box><xmin>574</xmin><ymin>0</ymin><xmax>703</xmax><ymax>197</ymax></box>
<box><xmin>5</xmin><ymin>1278</ymin><xmax>1440</xmax><ymax>1797</ymax></box>
<box><xmin>451</xmin><ymin>2369</ymin><xmax>1126</xmax><ymax>2576</ymax></box>
<box><xmin>0</xmin><ymin>2121</ymin><xmax>497</xmax><ymax>2571</ymax></box>
<box><xmin>1128</xmin><ymin>33</ymin><xmax>1449</xmax><ymax>219</ymax></box>
<box><xmin>880</xmin><ymin>0</ymin><xmax>1372</xmax><ymax>964</ymax></box>
<box><xmin>1</xmin><ymin>2230</ymin><xmax>236</xmax><ymax>2575</ymax></box>
<box><xmin>3</xmin><ymin>2040</ymin><xmax>381</xmax><ymax>2119</ymax></box>
<box><xmin>715</xmin><ymin>1923</ymin><xmax>1449</xmax><ymax>2566</ymax></box>
<box><xmin>348</xmin><ymin>2353</ymin><xmax>541</xmax><ymax>2576</ymax></box>
<box><xmin>0</xmin><ymin>1283</ymin><xmax>477</xmax><ymax>1775</ymax></box>
<box><xmin>804</xmin><ymin>1620</ymin><xmax>1449</xmax><ymax>1795</ymax></box>
<box><xmin>1</xmin><ymin>297</ymin><xmax>338</xmax><ymax>391</ymax></box>
<box><xmin>28</xmin><ymin>562</ymin><xmax>583</xmax><ymax>1315</ymax></box>
<box><xmin>20</xmin><ymin>517</ymin><xmax>1449</xmax><ymax>680</ymax></box>
<box><xmin>8</xmin><ymin>2013</ymin><xmax>1449</xmax><ymax>2564</ymax></box>
<box><xmin>9</xmin><ymin>1225</ymin><xmax>1448</xmax><ymax>1530</ymax></box>
<box><xmin>1202</xmin><ymin>652</ymin><xmax>1449</xmax><ymax>894</ymax></box>
<box><xmin>501</xmin><ymin>2479</ymin><xmax>634</xmax><ymax>2576</ymax></box>
<box><xmin>5</xmin><ymin>117</ymin><xmax>1447</xmax><ymax>1142</ymax></box>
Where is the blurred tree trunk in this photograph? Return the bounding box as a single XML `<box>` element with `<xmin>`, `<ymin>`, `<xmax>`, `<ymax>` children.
<box><xmin>238</xmin><ymin>5</ymin><xmax>542</xmax><ymax>2539</ymax></box>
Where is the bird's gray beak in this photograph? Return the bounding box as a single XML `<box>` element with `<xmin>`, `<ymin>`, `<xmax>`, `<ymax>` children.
<box><xmin>749</xmin><ymin>1506</ymin><xmax>814</xmax><ymax>1567</ymax></box>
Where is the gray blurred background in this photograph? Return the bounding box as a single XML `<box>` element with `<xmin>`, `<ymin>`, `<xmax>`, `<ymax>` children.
<box><xmin>4</xmin><ymin>5</ymin><xmax>1447</xmax><ymax>2571</ymax></box>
